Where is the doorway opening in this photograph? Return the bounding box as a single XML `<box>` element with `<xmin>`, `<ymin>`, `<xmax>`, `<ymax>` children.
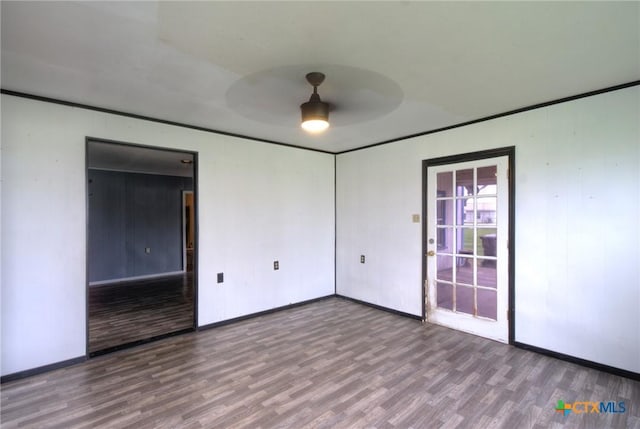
<box><xmin>423</xmin><ymin>147</ymin><xmax>515</xmax><ymax>343</ymax></box>
<box><xmin>86</xmin><ymin>139</ymin><xmax>197</xmax><ymax>356</ymax></box>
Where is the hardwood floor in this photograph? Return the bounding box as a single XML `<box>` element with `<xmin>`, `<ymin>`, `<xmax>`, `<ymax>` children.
<box><xmin>88</xmin><ymin>274</ymin><xmax>194</xmax><ymax>353</ymax></box>
<box><xmin>2</xmin><ymin>297</ymin><xmax>638</xmax><ymax>428</ymax></box>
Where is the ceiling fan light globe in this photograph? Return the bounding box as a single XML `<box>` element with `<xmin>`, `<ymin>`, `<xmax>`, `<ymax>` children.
<box><xmin>301</xmin><ymin>119</ymin><xmax>329</xmax><ymax>133</ymax></box>
<box><xmin>300</xmin><ymin>98</ymin><xmax>329</xmax><ymax>133</ymax></box>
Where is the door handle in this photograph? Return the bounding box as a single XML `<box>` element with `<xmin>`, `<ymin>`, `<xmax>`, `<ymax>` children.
<box><xmin>427</xmin><ymin>250</ymin><xmax>435</xmax><ymax>257</ymax></box>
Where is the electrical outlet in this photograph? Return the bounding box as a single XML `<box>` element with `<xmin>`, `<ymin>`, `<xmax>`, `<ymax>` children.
<box><xmin>217</xmin><ymin>273</ymin><xmax>224</xmax><ymax>283</ymax></box>
<box><xmin>145</xmin><ymin>247</ymin><xmax>151</xmax><ymax>254</ymax></box>
<box><xmin>360</xmin><ymin>255</ymin><xmax>365</xmax><ymax>264</ymax></box>
<box><xmin>274</xmin><ymin>260</ymin><xmax>279</xmax><ymax>270</ymax></box>
<box><xmin>412</xmin><ymin>214</ymin><xmax>420</xmax><ymax>223</ymax></box>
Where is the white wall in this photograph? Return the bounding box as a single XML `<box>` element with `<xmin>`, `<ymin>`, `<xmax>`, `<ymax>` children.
<box><xmin>3</xmin><ymin>87</ymin><xmax>638</xmax><ymax>377</ymax></box>
<box><xmin>0</xmin><ymin>95</ymin><xmax>335</xmax><ymax>376</ymax></box>
<box><xmin>336</xmin><ymin>86</ymin><xmax>640</xmax><ymax>373</ymax></box>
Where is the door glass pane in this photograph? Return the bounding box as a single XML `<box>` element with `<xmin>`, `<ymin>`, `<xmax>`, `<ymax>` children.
<box><xmin>476</xmin><ymin>197</ymin><xmax>496</xmax><ymax>225</ymax></box>
<box><xmin>436</xmin><ymin>200</ymin><xmax>452</xmax><ymax>225</ymax></box>
<box><xmin>436</xmin><ymin>255</ymin><xmax>454</xmax><ymax>281</ymax></box>
<box><xmin>476</xmin><ymin>228</ymin><xmax>497</xmax><ymax>256</ymax></box>
<box><xmin>437</xmin><ymin>172</ymin><xmax>453</xmax><ymax>197</ymax></box>
<box><xmin>477</xmin><ymin>288</ymin><xmax>497</xmax><ymax>320</ymax></box>
<box><xmin>456</xmin><ymin>169</ymin><xmax>473</xmax><ymax>196</ymax></box>
<box><xmin>456</xmin><ymin>285</ymin><xmax>474</xmax><ymax>315</ymax></box>
<box><xmin>456</xmin><ymin>199</ymin><xmax>471</xmax><ymax>225</ymax></box>
<box><xmin>456</xmin><ymin>259</ymin><xmax>473</xmax><ymax>285</ymax></box>
<box><xmin>437</xmin><ymin>227</ymin><xmax>453</xmax><ymax>252</ymax></box>
<box><xmin>476</xmin><ymin>259</ymin><xmax>497</xmax><ymax>288</ymax></box>
<box><xmin>457</xmin><ymin>227</ymin><xmax>474</xmax><ymax>254</ymax></box>
<box><xmin>437</xmin><ymin>282</ymin><xmax>453</xmax><ymax>310</ymax></box>
<box><xmin>477</xmin><ymin>166</ymin><xmax>497</xmax><ymax>188</ymax></box>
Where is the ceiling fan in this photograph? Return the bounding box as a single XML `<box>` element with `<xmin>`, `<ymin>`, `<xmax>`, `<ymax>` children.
<box><xmin>300</xmin><ymin>72</ymin><xmax>330</xmax><ymax>133</ymax></box>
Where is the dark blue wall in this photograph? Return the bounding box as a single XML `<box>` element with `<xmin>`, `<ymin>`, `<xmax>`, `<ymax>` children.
<box><xmin>88</xmin><ymin>170</ymin><xmax>193</xmax><ymax>283</ymax></box>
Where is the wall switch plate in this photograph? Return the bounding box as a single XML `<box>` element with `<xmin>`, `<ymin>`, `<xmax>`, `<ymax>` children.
<box><xmin>360</xmin><ymin>255</ymin><xmax>365</xmax><ymax>263</ymax></box>
<box><xmin>412</xmin><ymin>214</ymin><xmax>420</xmax><ymax>223</ymax></box>
<box><xmin>217</xmin><ymin>273</ymin><xmax>224</xmax><ymax>283</ymax></box>
<box><xmin>145</xmin><ymin>247</ymin><xmax>151</xmax><ymax>254</ymax></box>
<box><xmin>274</xmin><ymin>260</ymin><xmax>279</xmax><ymax>270</ymax></box>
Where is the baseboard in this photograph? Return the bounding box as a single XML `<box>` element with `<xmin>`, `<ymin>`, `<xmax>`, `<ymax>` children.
<box><xmin>336</xmin><ymin>295</ymin><xmax>422</xmax><ymax>321</ymax></box>
<box><xmin>513</xmin><ymin>341</ymin><xmax>640</xmax><ymax>382</ymax></box>
<box><xmin>198</xmin><ymin>295</ymin><xmax>335</xmax><ymax>331</ymax></box>
<box><xmin>89</xmin><ymin>270</ymin><xmax>185</xmax><ymax>287</ymax></box>
<box><xmin>1</xmin><ymin>356</ymin><xmax>86</xmax><ymax>384</ymax></box>
<box><xmin>89</xmin><ymin>327</ymin><xmax>195</xmax><ymax>357</ymax></box>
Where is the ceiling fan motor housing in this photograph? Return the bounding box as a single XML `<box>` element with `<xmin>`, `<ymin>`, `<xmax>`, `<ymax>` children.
<box><xmin>301</xmin><ymin>72</ymin><xmax>329</xmax><ymax>123</ymax></box>
<box><xmin>300</xmin><ymin>95</ymin><xmax>329</xmax><ymax>122</ymax></box>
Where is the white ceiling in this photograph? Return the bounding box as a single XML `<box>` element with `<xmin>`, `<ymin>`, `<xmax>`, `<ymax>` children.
<box><xmin>2</xmin><ymin>1</ymin><xmax>639</xmax><ymax>153</ymax></box>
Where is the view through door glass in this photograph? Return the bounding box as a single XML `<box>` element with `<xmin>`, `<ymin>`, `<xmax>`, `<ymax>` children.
<box><xmin>426</xmin><ymin>156</ymin><xmax>508</xmax><ymax>343</ymax></box>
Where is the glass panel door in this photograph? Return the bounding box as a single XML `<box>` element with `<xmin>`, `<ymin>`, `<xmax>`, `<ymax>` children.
<box><xmin>426</xmin><ymin>156</ymin><xmax>509</xmax><ymax>343</ymax></box>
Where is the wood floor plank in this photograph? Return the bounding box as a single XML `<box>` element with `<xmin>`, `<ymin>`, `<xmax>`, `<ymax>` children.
<box><xmin>2</xmin><ymin>297</ymin><xmax>639</xmax><ymax>428</ymax></box>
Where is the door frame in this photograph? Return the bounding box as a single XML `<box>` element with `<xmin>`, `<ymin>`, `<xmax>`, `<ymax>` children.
<box><xmin>182</xmin><ymin>190</ymin><xmax>195</xmax><ymax>272</ymax></box>
<box><xmin>85</xmin><ymin>137</ymin><xmax>199</xmax><ymax>357</ymax></box>
<box><xmin>422</xmin><ymin>146</ymin><xmax>515</xmax><ymax>344</ymax></box>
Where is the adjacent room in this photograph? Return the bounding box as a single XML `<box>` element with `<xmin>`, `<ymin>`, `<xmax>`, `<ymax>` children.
<box><xmin>86</xmin><ymin>141</ymin><xmax>197</xmax><ymax>354</ymax></box>
<box><xmin>1</xmin><ymin>1</ymin><xmax>638</xmax><ymax>428</ymax></box>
